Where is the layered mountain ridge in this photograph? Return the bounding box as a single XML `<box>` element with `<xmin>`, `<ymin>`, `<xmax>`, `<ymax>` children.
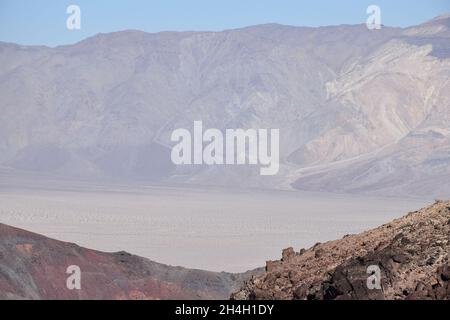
<box><xmin>1</xmin><ymin>15</ymin><xmax>449</xmax><ymax>197</ymax></box>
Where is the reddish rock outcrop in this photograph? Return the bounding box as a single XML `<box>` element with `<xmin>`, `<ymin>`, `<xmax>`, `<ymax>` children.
<box><xmin>0</xmin><ymin>224</ymin><xmax>260</xmax><ymax>300</ymax></box>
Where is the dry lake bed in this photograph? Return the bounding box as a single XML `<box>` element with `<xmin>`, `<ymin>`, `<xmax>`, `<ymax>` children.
<box><xmin>0</xmin><ymin>182</ymin><xmax>430</xmax><ymax>272</ymax></box>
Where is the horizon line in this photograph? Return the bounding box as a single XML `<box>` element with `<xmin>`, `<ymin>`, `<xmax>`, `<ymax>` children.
<box><xmin>1</xmin><ymin>13</ymin><xmax>448</xmax><ymax>49</ymax></box>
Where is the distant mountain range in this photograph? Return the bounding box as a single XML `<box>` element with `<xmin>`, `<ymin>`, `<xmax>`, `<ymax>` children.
<box><xmin>1</xmin><ymin>15</ymin><xmax>449</xmax><ymax>197</ymax></box>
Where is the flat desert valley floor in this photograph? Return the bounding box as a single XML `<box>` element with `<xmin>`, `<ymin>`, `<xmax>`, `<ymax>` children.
<box><xmin>0</xmin><ymin>182</ymin><xmax>430</xmax><ymax>272</ymax></box>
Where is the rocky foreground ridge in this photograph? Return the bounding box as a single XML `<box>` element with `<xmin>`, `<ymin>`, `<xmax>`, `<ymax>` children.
<box><xmin>232</xmin><ymin>201</ymin><xmax>450</xmax><ymax>300</ymax></box>
<box><xmin>0</xmin><ymin>223</ymin><xmax>260</xmax><ymax>300</ymax></box>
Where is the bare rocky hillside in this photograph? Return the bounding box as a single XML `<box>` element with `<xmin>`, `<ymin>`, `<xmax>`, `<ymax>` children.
<box><xmin>232</xmin><ymin>201</ymin><xmax>450</xmax><ymax>300</ymax></box>
<box><xmin>0</xmin><ymin>15</ymin><xmax>449</xmax><ymax>197</ymax></box>
<box><xmin>0</xmin><ymin>223</ymin><xmax>261</xmax><ymax>300</ymax></box>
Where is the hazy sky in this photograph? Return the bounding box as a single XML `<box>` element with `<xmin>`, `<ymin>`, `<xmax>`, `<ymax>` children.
<box><xmin>0</xmin><ymin>0</ymin><xmax>449</xmax><ymax>46</ymax></box>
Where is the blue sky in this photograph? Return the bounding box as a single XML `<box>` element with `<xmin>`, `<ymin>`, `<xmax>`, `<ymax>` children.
<box><xmin>0</xmin><ymin>0</ymin><xmax>449</xmax><ymax>47</ymax></box>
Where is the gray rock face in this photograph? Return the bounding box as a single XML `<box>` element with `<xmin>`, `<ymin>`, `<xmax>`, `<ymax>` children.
<box><xmin>1</xmin><ymin>16</ymin><xmax>449</xmax><ymax>197</ymax></box>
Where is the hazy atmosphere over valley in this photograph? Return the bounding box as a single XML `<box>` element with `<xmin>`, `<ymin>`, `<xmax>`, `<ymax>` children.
<box><xmin>1</xmin><ymin>0</ymin><xmax>450</xmax><ymax>291</ymax></box>
<box><xmin>1</xmin><ymin>15</ymin><xmax>450</xmax><ymax>198</ymax></box>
